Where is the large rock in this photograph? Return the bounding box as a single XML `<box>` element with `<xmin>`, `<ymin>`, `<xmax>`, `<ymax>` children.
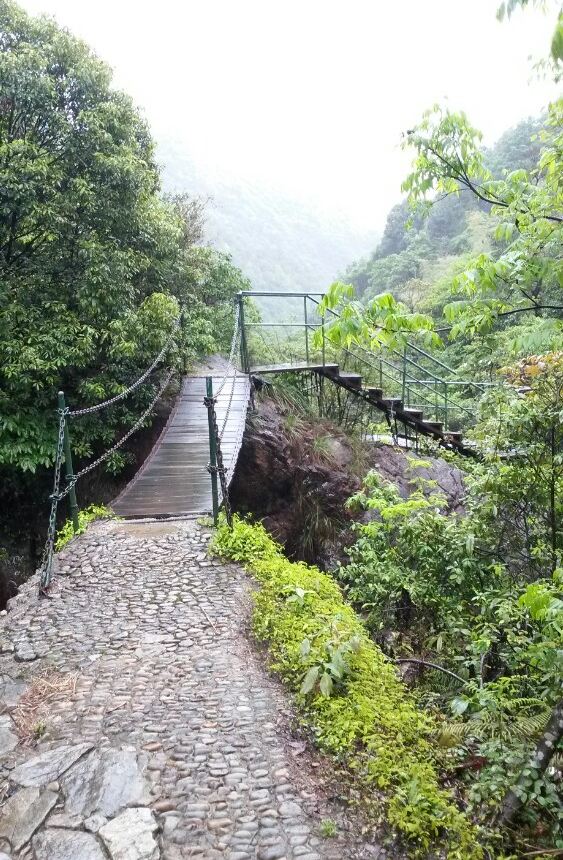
<box><xmin>230</xmin><ymin>399</ymin><xmax>360</xmax><ymax>565</ymax></box>
<box><xmin>0</xmin><ymin>786</ymin><xmax>57</xmax><ymax>850</ymax></box>
<box><xmin>32</xmin><ymin>828</ymin><xmax>106</xmax><ymax>860</ymax></box>
<box><xmin>0</xmin><ymin>675</ymin><xmax>27</xmax><ymax>710</ymax></box>
<box><xmin>11</xmin><ymin>742</ymin><xmax>93</xmax><ymax>787</ymax></box>
<box><xmin>99</xmin><ymin>807</ymin><xmax>159</xmax><ymax>860</ymax></box>
<box><xmin>369</xmin><ymin>444</ymin><xmax>466</xmax><ymax>513</ymax></box>
<box><xmin>0</xmin><ymin>715</ymin><xmax>18</xmax><ymax>758</ymax></box>
<box><xmin>62</xmin><ymin>747</ymin><xmax>150</xmax><ymax>818</ymax></box>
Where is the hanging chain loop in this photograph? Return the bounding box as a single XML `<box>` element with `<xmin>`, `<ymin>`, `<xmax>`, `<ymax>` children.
<box><xmin>214</xmin><ymin>302</ymin><xmax>241</xmax><ymax>399</ymax></box>
<box><xmin>58</xmin><ymin>369</ymin><xmax>175</xmax><ymax>499</ymax></box>
<box><xmin>218</xmin><ymin>321</ymin><xmax>242</xmax><ymax>443</ymax></box>
<box><xmin>68</xmin><ymin>316</ymin><xmax>180</xmax><ymax>417</ymax></box>
<box><xmin>37</xmin><ymin>370</ymin><xmax>175</xmax><ymax>593</ymax></box>
<box><xmin>204</xmin><ymin>393</ymin><xmax>233</xmax><ymax>526</ymax></box>
<box><xmin>38</xmin><ymin>408</ymin><xmax>67</xmax><ymax>593</ymax></box>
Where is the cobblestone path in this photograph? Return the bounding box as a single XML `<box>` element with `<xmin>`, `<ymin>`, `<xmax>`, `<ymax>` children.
<box><xmin>0</xmin><ymin>519</ymin><xmax>376</xmax><ymax>860</ymax></box>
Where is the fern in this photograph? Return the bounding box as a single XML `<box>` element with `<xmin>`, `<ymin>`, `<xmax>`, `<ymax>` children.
<box><xmin>438</xmin><ymin>698</ymin><xmax>551</xmax><ymax>747</ymax></box>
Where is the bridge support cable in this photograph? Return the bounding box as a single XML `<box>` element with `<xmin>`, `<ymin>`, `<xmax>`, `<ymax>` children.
<box><xmin>203</xmin><ymin>306</ymin><xmax>243</xmax><ymax>526</ymax></box>
<box><xmin>37</xmin><ymin>315</ymin><xmax>181</xmax><ymax>595</ymax></box>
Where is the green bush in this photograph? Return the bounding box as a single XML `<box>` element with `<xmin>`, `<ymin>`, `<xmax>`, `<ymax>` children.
<box><xmin>55</xmin><ymin>504</ymin><xmax>116</xmax><ymax>550</ymax></box>
<box><xmin>211</xmin><ymin>516</ymin><xmax>480</xmax><ymax>857</ymax></box>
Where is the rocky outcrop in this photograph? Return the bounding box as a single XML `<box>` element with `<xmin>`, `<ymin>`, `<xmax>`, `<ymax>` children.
<box><xmin>370</xmin><ymin>444</ymin><xmax>466</xmax><ymax>514</ymax></box>
<box><xmin>230</xmin><ymin>398</ymin><xmax>467</xmax><ymax>566</ymax></box>
<box><xmin>230</xmin><ymin>400</ymin><xmax>361</xmax><ymax>565</ymax></box>
<box><xmin>0</xmin><ymin>741</ymin><xmax>159</xmax><ymax>860</ymax></box>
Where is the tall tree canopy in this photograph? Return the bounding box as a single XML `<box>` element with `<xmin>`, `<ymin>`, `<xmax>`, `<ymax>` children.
<box><xmin>402</xmin><ymin>98</ymin><xmax>563</xmax><ymax>349</ymax></box>
<box><xmin>0</xmin><ymin>1</ymin><xmax>247</xmax><ymax>474</ymax></box>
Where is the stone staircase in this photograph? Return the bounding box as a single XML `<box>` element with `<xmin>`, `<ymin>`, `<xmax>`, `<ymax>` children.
<box><xmin>319</xmin><ymin>365</ymin><xmax>471</xmax><ymax>454</ymax></box>
<box><xmin>249</xmin><ymin>360</ymin><xmax>477</xmax><ymax>456</ymax></box>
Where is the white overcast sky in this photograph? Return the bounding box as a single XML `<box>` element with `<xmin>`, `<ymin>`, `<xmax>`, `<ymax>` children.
<box><xmin>19</xmin><ymin>0</ymin><xmax>560</xmax><ymax>230</ymax></box>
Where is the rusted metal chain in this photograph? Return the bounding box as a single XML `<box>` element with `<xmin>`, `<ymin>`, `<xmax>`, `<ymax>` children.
<box><xmin>68</xmin><ymin>317</ymin><xmax>180</xmax><ymax>417</ymax></box>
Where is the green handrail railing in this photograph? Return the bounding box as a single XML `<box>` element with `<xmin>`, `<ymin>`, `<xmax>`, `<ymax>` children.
<box><xmin>238</xmin><ymin>290</ymin><xmax>492</xmax><ymax>430</ymax></box>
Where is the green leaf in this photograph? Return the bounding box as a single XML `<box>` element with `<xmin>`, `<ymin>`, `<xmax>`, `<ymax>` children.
<box><xmin>451</xmin><ymin>697</ymin><xmax>469</xmax><ymax>716</ymax></box>
<box><xmin>319</xmin><ymin>672</ymin><xmax>333</xmax><ymax>697</ymax></box>
<box><xmin>300</xmin><ymin>666</ymin><xmax>319</xmax><ymax>695</ymax></box>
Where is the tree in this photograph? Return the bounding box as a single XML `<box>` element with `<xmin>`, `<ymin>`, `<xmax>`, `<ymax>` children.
<box><xmin>0</xmin><ymin>1</ymin><xmax>186</xmax><ymax>472</ymax></box>
<box><xmin>401</xmin><ymin>99</ymin><xmax>563</xmax><ymax>350</ymax></box>
<box><xmin>0</xmin><ymin>2</ymin><xmax>248</xmax><ymax>477</ymax></box>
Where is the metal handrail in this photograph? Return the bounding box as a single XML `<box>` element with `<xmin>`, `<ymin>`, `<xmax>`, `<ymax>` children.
<box><xmin>303</xmin><ymin>295</ymin><xmax>483</xmax><ymax>414</ymax></box>
<box><xmin>239</xmin><ymin>290</ymin><xmax>489</xmax><ymax>425</ymax></box>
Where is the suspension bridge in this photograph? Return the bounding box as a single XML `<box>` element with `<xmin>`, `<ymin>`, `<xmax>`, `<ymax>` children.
<box><xmin>38</xmin><ymin>290</ymin><xmax>488</xmax><ymax>592</ymax></box>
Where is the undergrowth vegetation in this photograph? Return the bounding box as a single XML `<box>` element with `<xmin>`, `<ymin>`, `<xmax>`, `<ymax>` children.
<box><xmin>211</xmin><ymin>515</ymin><xmax>481</xmax><ymax>858</ymax></box>
<box><xmin>55</xmin><ymin>505</ymin><xmax>116</xmax><ymax>551</ymax></box>
<box><xmin>338</xmin><ymin>355</ymin><xmax>563</xmax><ymax>855</ymax></box>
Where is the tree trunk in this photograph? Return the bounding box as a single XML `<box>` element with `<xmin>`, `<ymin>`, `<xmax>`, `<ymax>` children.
<box><xmin>499</xmin><ymin>698</ymin><xmax>563</xmax><ymax>826</ymax></box>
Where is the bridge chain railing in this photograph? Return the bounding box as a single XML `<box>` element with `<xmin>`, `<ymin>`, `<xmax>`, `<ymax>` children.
<box><xmin>38</xmin><ymin>318</ymin><xmax>181</xmax><ymax>595</ymax></box>
<box><xmin>203</xmin><ymin>306</ymin><xmax>243</xmax><ymax>527</ymax></box>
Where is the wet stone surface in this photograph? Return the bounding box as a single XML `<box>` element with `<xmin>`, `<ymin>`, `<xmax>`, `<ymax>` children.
<box><xmin>0</xmin><ymin>519</ymin><xmax>377</xmax><ymax>859</ymax></box>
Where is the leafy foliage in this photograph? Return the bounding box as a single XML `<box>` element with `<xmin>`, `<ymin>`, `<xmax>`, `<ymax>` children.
<box><xmin>211</xmin><ymin>516</ymin><xmax>480</xmax><ymax>857</ymax></box>
<box><xmin>402</xmin><ymin>99</ymin><xmax>563</xmax><ymax>350</ymax></box>
<box><xmin>315</xmin><ymin>281</ymin><xmax>440</xmax><ymax>353</ymax></box>
<box><xmin>0</xmin><ymin>0</ymin><xmax>249</xmax><ymax>552</ymax></box>
<box><xmin>337</xmin><ymin>359</ymin><xmax>563</xmax><ymax>852</ymax></box>
<box><xmin>55</xmin><ymin>504</ymin><xmax>115</xmax><ymax>551</ymax></box>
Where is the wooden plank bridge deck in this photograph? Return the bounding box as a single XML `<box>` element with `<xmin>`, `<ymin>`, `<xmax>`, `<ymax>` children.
<box><xmin>112</xmin><ymin>373</ymin><xmax>251</xmax><ymax>518</ymax></box>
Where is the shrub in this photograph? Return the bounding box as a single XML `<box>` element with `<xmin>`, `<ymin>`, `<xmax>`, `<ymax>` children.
<box><xmin>55</xmin><ymin>504</ymin><xmax>116</xmax><ymax>550</ymax></box>
<box><xmin>211</xmin><ymin>516</ymin><xmax>480</xmax><ymax>857</ymax></box>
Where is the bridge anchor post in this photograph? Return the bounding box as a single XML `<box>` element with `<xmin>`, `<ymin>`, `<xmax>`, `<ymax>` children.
<box><xmin>58</xmin><ymin>390</ymin><xmax>80</xmax><ymax>534</ymax></box>
<box><xmin>205</xmin><ymin>377</ymin><xmax>220</xmax><ymax>525</ymax></box>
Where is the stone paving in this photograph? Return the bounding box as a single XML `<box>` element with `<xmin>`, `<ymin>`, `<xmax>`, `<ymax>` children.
<box><xmin>0</xmin><ymin>519</ymin><xmax>379</xmax><ymax>860</ymax></box>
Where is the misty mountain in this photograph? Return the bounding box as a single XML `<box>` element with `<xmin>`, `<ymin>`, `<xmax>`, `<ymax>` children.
<box><xmin>345</xmin><ymin>117</ymin><xmax>545</xmax><ymax>307</ymax></box>
<box><xmin>158</xmin><ymin>140</ymin><xmax>377</xmax><ymax>301</ymax></box>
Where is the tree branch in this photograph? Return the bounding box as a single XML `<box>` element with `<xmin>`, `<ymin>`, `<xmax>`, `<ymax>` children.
<box><xmin>423</xmin><ymin>143</ymin><xmax>563</xmax><ymax>223</ymax></box>
<box><xmin>393</xmin><ymin>658</ymin><xmax>466</xmax><ymax>685</ymax></box>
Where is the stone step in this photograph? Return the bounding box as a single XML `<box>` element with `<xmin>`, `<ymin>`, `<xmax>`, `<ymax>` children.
<box><xmin>337</xmin><ymin>371</ymin><xmax>363</xmax><ymax>389</ymax></box>
<box><xmin>364</xmin><ymin>386</ymin><xmax>383</xmax><ymax>400</ymax></box>
<box><xmin>423</xmin><ymin>420</ymin><xmax>444</xmax><ymax>433</ymax></box>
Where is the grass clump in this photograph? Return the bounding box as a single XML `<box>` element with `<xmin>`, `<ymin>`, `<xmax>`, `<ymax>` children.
<box><xmin>211</xmin><ymin>515</ymin><xmax>481</xmax><ymax>858</ymax></box>
<box><xmin>319</xmin><ymin>818</ymin><xmax>338</xmax><ymax>837</ymax></box>
<box><xmin>55</xmin><ymin>504</ymin><xmax>116</xmax><ymax>550</ymax></box>
<box><xmin>13</xmin><ymin>670</ymin><xmax>77</xmax><ymax>744</ymax></box>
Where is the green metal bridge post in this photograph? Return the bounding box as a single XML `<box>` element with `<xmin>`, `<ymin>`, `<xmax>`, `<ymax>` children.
<box><xmin>58</xmin><ymin>390</ymin><xmax>80</xmax><ymax>534</ymax></box>
<box><xmin>319</xmin><ymin>302</ymin><xmax>326</xmax><ymax>417</ymax></box>
<box><xmin>444</xmin><ymin>382</ymin><xmax>448</xmax><ymax>431</ymax></box>
<box><xmin>401</xmin><ymin>346</ymin><xmax>407</xmax><ymax>405</ymax></box>
<box><xmin>237</xmin><ymin>293</ymin><xmax>250</xmax><ymax>374</ymax></box>
<box><xmin>304</xmin><ymin>295</ymin><xmax>309</xmax><ymax>364</ymax></box>
<box><xmin>205</xmin><ymin>376</ymin><xmax>220</xmax><ymax>525</ymax></box>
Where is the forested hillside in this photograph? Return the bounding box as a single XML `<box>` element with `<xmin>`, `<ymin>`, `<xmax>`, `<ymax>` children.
<box><xmin>159</xmin><ymin>140</ymin><xmax>377</xmax><ymax>301</ymax></box>
<box><xmin>346</xmin><ymin>117</ymin><xmax>545</xmax><ymax>309</ymax></box>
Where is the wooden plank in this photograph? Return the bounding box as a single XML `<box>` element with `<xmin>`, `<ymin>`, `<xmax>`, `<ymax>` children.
<box><xmin>112</xmin><ymin>373</ymin><xmax>250</xmax><ymax>518</ymax></box>
<box><xmin>250</xmin><ymin>363</ymin><xmax>339</xmax><ymax>375</ymax></box>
